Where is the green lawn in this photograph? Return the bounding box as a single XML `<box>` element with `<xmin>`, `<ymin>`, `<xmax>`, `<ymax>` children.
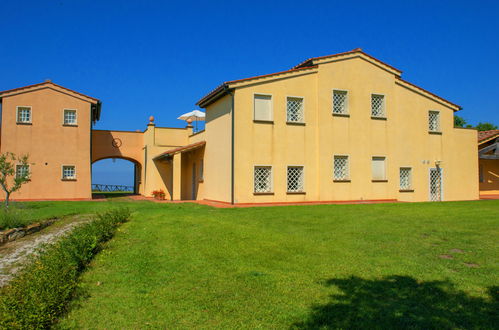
<box><xmin>21</xmin><ymin>200</ymin><xmax>499</xmax><ymax>328</ymax></box>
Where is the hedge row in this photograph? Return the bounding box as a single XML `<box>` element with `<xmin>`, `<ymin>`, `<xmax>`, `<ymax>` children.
<box><xmin>0</xmin><ymin>207</ymin><xmax>131</xmax><ymax>329</ymax></box>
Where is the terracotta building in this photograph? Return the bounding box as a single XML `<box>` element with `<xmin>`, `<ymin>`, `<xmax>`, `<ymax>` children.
<box><xmin>0</xmin><ymin>49</ymin><xmax>480</xmax><ymax>203</ymax></box>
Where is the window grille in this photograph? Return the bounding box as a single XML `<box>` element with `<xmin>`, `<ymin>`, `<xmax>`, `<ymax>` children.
<box><xmin>287</xmin><ymin>166</ymin><xmax>304</xmax><ymax>192</ymax></box>
<box><xmin>399</xmin><ymin>167</ymin><xmax>411</xmax><ymax>190</ymax></box>
<box><xmin>332</xmin><ymin>90</ymin><xmax>348</xmax><ymax>114</ymax></box>
<box><xmin>371</xmin><ymin>94</ymin><xmax>385</xmax><ymax>118</ymax></box>
<box><xmin>428</xmin><ymin>111</ymin><xmax>440</xmax><ymax>132</ymax></box>
<box><xmin>287</xmin><ymin>97</ymin><xmax>304</xmax><ymax>122</ymax></box>
<box><xmin>372</xmin><ymin>157</ymin><xmax>386</xmax><ymax>180</ymax></box>
<box><xmin>254</xmin><ymin>95</ymin><xmax>272</xmax><ymax>121</ymax></box>
<box><xmin>16</xmin><ymin>165</ymin><xmax>29</xmax><ymax>179</ymax></box>
<box><xmin>17</xmin><ymin>107</ymin><xmax>31</xmax><ymax>123</ymax></box>
<box><xmin>62</xmin><ymin>166</ymin><xmax>76</xmax><ymax>180</ymax></box>
<box><xmin>333</xmin><ymin>156</ymin><xmax>349</xmax><ymax>180</ymax></box>
<box><xmin>64</xmin><ymin>109</ymin><xmax>77</xmax><ymax>125</ymax></box>
<box><xmin>254</xmin><ymin>166</ymin><xmax>272</xmax><ymax>193</ymax></box>
<box><xmin>429</xmin><ymin>168</ymin><xmax>442</xmax><ymax>201</ymax></box>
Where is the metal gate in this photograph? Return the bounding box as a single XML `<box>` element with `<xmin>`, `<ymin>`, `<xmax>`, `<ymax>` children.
<box><xmin>429</xmin><ymin>168</ymin><xmax>443</xmax><ymax>201</ymax></box>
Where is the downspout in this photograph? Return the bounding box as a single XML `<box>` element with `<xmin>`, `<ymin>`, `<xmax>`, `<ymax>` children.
<box><xmin>225</xmin><ymin>86</ymin><xmax>235</xmax><ymax>205</ymax></box>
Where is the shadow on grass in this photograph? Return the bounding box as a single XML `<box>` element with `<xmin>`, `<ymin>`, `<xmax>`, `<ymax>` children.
<box><xmin>293</xmin><ymin>275</ymin><xmax>498</xmax><ymax>329</ymax></box>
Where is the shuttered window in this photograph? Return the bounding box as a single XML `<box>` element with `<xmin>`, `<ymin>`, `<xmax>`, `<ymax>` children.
<box><xmin>254</xmin><ymin>95</ymin><xmax>272</xmax><ymax>121</ymax></box>
<box><xmin>372</xmin><ymin>157</ymin><xmax>386</xmax><ymax>180</ymax></box>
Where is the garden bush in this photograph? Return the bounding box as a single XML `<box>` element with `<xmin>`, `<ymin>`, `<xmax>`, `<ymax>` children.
<box><xmin>0</xmin><ymin>207</ymin><xmax>30</xmax><ymax>230</ymax></box>
<box><xmin>0</xmin><ymin>207</ymin><xmax>131</xmax><ymax>329</ymax></box>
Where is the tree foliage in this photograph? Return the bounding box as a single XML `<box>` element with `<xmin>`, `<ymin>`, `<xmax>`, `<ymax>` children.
<box><xmin>454</xmin><ymin>115</ymin><xmax>468</xmax><ymax>128</ymax></box>
<box><xmin>475</xmin><ymin>122</ymin><xmax>498</xmax><ymax>131</ymax></box>
<box><xmin>0</xmin><ymin>152</ymin><xmax>31</xmax><ymax>208</ymax></box>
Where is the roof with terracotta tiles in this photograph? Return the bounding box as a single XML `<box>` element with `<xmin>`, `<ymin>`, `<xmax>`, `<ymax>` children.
<box><xmin>0</xmin><ymin>80</ymin><xmax>99</xmax><ymax>103</ymax></box>
<box><xmin>478</xmin><ymin>130</ymin><xmax>499</xmax><ymax>143</ymax></box>
<box><xmin>196</xmin><ymin>65</ymin><xmax>318</xmax><ymax>106</ymax></box>
<box><xmin>292</xmin><ymin>48</ymin><xmax>402</xmax><ymax>74</ymax></box>
<box><xmin>197</xmin><ymin>49</ymin><xmax>460</xmax><ymax>110</ymax></box>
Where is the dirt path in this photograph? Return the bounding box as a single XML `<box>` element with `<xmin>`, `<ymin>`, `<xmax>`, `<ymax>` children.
<box><xmin>0</xmin><ymin>215</ymin><xmax>93</xmax><ymax>287</ymax></box>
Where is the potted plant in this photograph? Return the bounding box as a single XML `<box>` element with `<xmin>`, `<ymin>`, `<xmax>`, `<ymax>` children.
<box><xmin>151</xmin><ymin>189</ymin><xmax>165</xmax><ymax>200</ymax></box>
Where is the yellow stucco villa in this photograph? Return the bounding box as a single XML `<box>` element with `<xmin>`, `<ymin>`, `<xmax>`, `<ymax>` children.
<box><xmin>0</xmin><ymin>49</ymin><xmax>481</xmax><ymax>204</ymax></box>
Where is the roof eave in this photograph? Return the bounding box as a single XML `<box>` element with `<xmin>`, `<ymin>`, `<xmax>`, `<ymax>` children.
<box><xmin>196</xmin><ymin>84</ymin><xmax>231</xmax><ymax>108</ymax></box>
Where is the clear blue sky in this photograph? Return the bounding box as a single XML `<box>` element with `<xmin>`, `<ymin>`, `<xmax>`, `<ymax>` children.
<box><xmin>1</xmin><ymin>0</ymin><xmax>498</xmax><ymax>186</ymax></box>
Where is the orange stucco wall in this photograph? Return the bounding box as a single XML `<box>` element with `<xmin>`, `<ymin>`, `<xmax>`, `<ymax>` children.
<box><xmin>1</xmin><ymin>88</ymin><xmax>94</xmax><ymax>200</ymax></box>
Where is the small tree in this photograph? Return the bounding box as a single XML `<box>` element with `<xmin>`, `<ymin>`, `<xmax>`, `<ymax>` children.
<box><xmin>0</xmin><ymin>152</ymin><xmax>30</xmax><ymax>209</ymax></box>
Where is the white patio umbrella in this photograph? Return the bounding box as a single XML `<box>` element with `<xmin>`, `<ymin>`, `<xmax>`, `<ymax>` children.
<box><xmin>177</xmin><ymin>110</ymin><xmax>205</xmax><ymax>132</ymax></box>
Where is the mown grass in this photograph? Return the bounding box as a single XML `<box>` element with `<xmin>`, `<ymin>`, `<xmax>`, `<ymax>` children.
<box><xmin>44</xmin><ymin>200</ymin><xmax>499</xmax><ymax>329</ymax></box>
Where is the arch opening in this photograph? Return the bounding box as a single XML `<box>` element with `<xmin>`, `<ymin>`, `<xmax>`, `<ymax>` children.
<box><xmin>91</xmin><ymin>157</ymin><xmax>142</xmax><ymax>197</ymax></box>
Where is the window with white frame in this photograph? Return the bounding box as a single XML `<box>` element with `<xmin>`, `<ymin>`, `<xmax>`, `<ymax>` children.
<box><xmin>254</xmin><ymin>94</ymin><xmax>272</xmax><ymax>121</ymax></box>
<box><xmin>371</xmin><ymin>94</ymin><xmax>385</xmax><ymax>118</ymax></box>
<box><xmin>333</xmin><ymin>156</ymin><xmax>349</xmax><ymax>180</ymax></box>
<box><xmin>372</xmin><ymin>157</ymin><xmax>386</xmax><ymax>180</ymax></box>
<box><xmin>254</xmin><ymin>166</ymin><xmax>272</xmax><ymax>193</ymax></box>
<box><xmin>64</xmin><ymin>109</ymin><xmax>77</xmax><ymax>125</ymax></box>
<box><xmin>286</xmin><ymin>97</ymin><xmax>304</xmax><ymax>123</ymax></box>
<box><xmin>399</xmin><ymin>167</ymin><xmax>412</xmax><ymax>190</ymax></box>
<box><xmin>62</xmin><ymin>165</ymin><xmax>76</xmax><ymax>180</ymax></box>
<box><xmin>17</xmin><ymin>107</ymin><xmax>32</xmax><ymax>123</ymax></box>
<box><xmin>428</xmin><ymin>111</ymin><xmax>440</xmax><ymax>132</ymax></box>
<box><xmin>287</xmin><ymin>166</ymin><xmax>304</xmax><ymax>192</ymax></box>
<box><xmin>199</xmin><ymin>159</ymin><xmax>204</xmax><ymax>181</ymax></box>
<box><xmin>16</xmin><ymin>165</ymin><xmax>30</xmax><ymax>179</ymax></box>
<box><xmin>332</xmin><ymin>90</ymin><xmax>348</xmax><ymax>114</ymax></box>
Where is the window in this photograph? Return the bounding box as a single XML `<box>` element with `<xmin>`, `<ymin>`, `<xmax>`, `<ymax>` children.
<box><xmin>372</xmin><ymin>157</ymin><xmax>386</xmax><ymax>180</ymax></box>
<box><xmin>199</xmin><ymin>159</ymin><xmax>204</xmax><ymax>181</ymax></box>
<box><xmin>333</xmin><ymin>156</ymin><xmax>349</xmax><ymax>180</ymax></box>
<box><xmin>286</xmin><ymin>97</ymin><xmax>304</xmax><ymax>123</ymax></box>
<box><xmin>399</xmin><ymin>167</ymin><xmax>412</xmax><ymax>190</ymax></box>
<box><xmin>371</xmin><ymin>94</ymin><xmax>385</xmax><ymax>118</ymax></box>
<box><xmin>64</xmin><ymin>109</ymin><xmax>77</xmax><ymax>125</ymax></box>
<box><xmin>428</xmin><ymin>111</ymin><xmax>440</xmax><ymax>132</ymax></box>
<box><xmin>17</xmin><ymin>106</ymin><xmax>31</xmax><ymax>123</ymax></box>
<box><xmin>332</xmin><ymin>90</ymin><xmax>348</xmax><ymax>114</ymax></box>
<box><xmin>254</xmin><ymin>166</ymin><xmax>272</xmax><ymax>193</ymax></box>
<box><xmin>16</xmin><ymin>165</ymin><xmax>30</xmax><ymax>179</ymax></box>
<box><xmin>479</xmin><ymin>164</ymin><xmax>484</xmax><ymax>183</ymax></box>
<box><xmin>62</xmin><ymin>165</ymin><xmax>76</xmax><ymax>180</ymax></box>
<box><xmin>254</xmin><ymin>94</ymin><xmax>272</xmax><ymax>121</ymax></box>
<box><xmin>287</xmin><ymin>166</ymin><xmax>304</xmax><ymax>192</ymax></box>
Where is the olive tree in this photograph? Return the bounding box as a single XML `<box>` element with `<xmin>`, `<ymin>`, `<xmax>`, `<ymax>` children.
<box><xmin>0</xmin><ymin>152</ymin><xmax>30</xmax><ymax>208</ymax></box>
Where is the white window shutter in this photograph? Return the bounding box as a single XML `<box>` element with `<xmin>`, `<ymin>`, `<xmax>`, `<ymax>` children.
<box><xmin>372</xmin><ymin>157</ymin><xmax>386</xmax><ymax>180</ymax></box>
<box><xmin>254</xmin><ymin>95</ymin><xmax>272</xmax><ymax>121</ymax></box>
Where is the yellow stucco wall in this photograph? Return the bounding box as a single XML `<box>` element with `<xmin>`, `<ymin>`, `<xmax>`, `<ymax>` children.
<box><xmin>223</xmin><ymin>56</ymin><xmax>478</xmax><ymax>203</ymax></box>
<box><xmin>1</xmin><ymin>88</ymin><xmax>94</xmax><ymax>200</ymax></box>
<box><xmin>479</xmin><ymin>159</ymin><xmax>499</xmax><ymax>193</ymax></box>
<box><xmin>203</xmin><ymin>96</ymin><xmax>232</xmax><ymax>202</ymax></box>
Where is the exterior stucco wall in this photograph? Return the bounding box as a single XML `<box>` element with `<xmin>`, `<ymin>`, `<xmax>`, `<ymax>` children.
<box><xmin>1</xmin><ymin>89</ymin><xmax>93</xmax><ymax>200</ymax></box>
<box><xmin>224</xmin><ymin>57</ymin><xmax>478</xmax><ymax>203</ymax></box>
<box><xmin>233</xmin><ymin>72</ymin><xmax>319</xmax><ymax>203</ymax></box>
<box><xmin>203</xmin><ymin>96</ymin><xmax>232</xmax><ymax>203</ymax></box>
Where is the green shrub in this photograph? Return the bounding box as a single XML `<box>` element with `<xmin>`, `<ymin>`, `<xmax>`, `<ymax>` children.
<box><xmin>0</xmin><ymin>207</ymin><xmax>131</xmax><ymax>329</ymax></box>
<box><xmin>0</xmin><ymin>208</ymin><xmax>31</xmax><ymax>230</ymax></box>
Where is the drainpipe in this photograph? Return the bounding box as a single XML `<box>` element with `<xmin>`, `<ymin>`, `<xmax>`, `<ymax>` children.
<box><xmin>225</xmin><ymin>86</ymin><xmax>235</xmax><ymax>205</ymax></box>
